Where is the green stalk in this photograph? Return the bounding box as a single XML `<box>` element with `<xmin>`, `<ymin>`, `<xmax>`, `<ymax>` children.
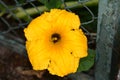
<box><xmin>16</xmin><ymin>0</ymin><xmax>98</xmax><ymax>19</ymax></box>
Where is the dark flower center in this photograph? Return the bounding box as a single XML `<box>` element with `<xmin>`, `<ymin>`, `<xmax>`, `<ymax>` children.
<box><xmin>51</xmin><ymin>33</ymin><xmax>61</xmax><ymax>43</ymax></box>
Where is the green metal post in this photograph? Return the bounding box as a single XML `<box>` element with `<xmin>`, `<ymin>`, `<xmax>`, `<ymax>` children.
<box><xmin>95</xmin><ymin>0</ymin><xmax>120</xmax><ymax>80</ymax></box>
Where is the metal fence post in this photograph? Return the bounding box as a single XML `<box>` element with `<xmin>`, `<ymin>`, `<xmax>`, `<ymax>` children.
<box><xmin>95</xmin><ymin>0</ymin><xmax>120</xmax><ymax>80</ymax></box>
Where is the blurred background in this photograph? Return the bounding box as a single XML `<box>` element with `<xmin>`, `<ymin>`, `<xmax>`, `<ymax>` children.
<box><xmin>0</xmin><ymin>0</ymin><xmax>120</xmax><ymax>80</ymax></box>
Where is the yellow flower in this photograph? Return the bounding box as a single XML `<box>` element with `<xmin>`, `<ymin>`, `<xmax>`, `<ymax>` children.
<box><xmin>24</xmin><ymin>9</ymin><xmax>88</xmax><ymax>77</ymax></box>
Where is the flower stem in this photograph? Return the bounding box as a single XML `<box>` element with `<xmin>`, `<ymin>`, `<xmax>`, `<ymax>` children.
<box><xmin>15</xmin><ymin>0</ymin><xmax>98</xmax><ymax>19</ymax></box>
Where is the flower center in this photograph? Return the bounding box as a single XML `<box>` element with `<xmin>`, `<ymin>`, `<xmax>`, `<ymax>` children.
<box><xmin>51</xmin><ymin>33</ymin><xmax>61</xmax><ymax>43</ymax></box>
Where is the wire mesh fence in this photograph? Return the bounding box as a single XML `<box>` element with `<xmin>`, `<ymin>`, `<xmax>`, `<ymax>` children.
<box><xmin>0</xmin><ymin>0</ymin><xmax>95</xmax><ymax>32</ymax></box>
<box><xmin>0</xmin><ymin>0</ymin><xmax>98</xmax><ymax>55</ymax></box>
<box><xmin>1</xmin><ymin>0</ymin><xmax>120</xmax><ymax>80</ymax></box>
<box><xmin>0</xmin><ymin>0</ymin><xmax>98</xmax><ymax>80</ymax></box>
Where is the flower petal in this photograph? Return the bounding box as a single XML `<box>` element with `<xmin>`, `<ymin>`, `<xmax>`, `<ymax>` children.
<box><xmin>24</xmin><ymin>9</ymin><xmax>88</xmax><ymax>77</ymax></box>
<box><xmin>24</xmin><ymin>9</ymin><xmax>80</xmax><ymax>41</ymax></box>
<box><xmin>45</xmin><ymin>9</ymin><xmax>80</xmax><ymax>29</ymax></box>
<box><xmin>70</xmin><ymin>29</ymin><xmax>88</xmax><ymax>58</ymax></box>
<box><xmin>26</xmin><ymin>40</ymin><xmax>50</xmax><ymax>70</ymax></box>
<box><xmin>48</xmin><ymin>48</ymin><xmax>80</xmax><ymax>77</ymax></box>
<box><xmin>24</xmin><ymin>13</ymin><xmax>51</xmax><ymax>41</ymax></box>
<box><xmin>55</xmin><ymin>9</ymin><xmax>80</xmax><ymax>29</ymax></box>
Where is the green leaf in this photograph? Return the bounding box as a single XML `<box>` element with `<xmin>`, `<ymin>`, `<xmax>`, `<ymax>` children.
<box><xmin>77</xmin><ymin>49</ymin><xmax>95</xmax><ymax>72</ymax></box>
<box><xmin>38</xmin><ymin>0</ymin><xmax>62</xmax><ymax>9</ymax></box>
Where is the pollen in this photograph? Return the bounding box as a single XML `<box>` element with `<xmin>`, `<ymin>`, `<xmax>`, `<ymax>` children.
<box><xmin>51</xmin><ymin>33</ymin><xmax>61</xmax><ymax>43</ymax></box>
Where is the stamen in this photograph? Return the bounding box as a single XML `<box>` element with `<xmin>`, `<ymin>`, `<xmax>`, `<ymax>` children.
<box><xmin>51</xmin><ymin>33</ymin><xmax>61</xmax><ymax>43</ymax></box>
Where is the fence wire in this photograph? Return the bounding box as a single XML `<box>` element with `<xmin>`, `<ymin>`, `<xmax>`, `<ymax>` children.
<box><xmin>0</xmin><ymin>0</ymin><xmax>97</xmax><ymax>54</ymax></box>
<box><xmin>1</xmin><ymin>0</ymin><xmax>120</xmax><ymax>80</ymax></box>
